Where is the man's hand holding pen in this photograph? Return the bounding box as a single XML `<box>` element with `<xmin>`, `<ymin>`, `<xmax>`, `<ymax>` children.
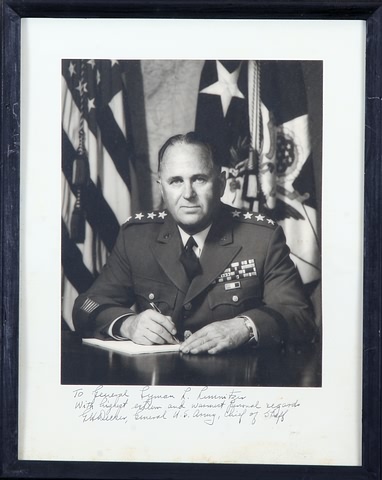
<box><xmin>118</xmin><ymin>303</ymin><xmax>179</xmax><ymax>345</ymax></box>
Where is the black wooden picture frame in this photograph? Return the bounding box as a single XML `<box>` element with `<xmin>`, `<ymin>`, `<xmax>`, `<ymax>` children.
<box><xmin>1</xmin><ymin>1</ymin><xmax>381</xmax><ymax>479</ymax></box>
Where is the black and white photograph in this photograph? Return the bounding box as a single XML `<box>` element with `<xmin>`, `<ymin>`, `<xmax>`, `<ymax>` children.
<box><xmin>61</xmin><ymin>59</ymin><xmax>323</xmax><ymax>387</ymax></box>
<box><xmin>14</xmin><ymin>17</ymin><xmax>368</xmax><ymax>467</ymax></box>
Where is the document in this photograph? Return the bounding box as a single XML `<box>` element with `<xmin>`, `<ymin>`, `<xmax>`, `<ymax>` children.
<box><xmin>82</xmin><ymin>338</ymin><xmax>181</xmax><ymax>355</ymax></box>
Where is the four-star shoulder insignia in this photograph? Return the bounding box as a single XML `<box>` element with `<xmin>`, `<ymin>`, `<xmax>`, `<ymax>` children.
<box><xmin>227</xmin><ymin>206</ymin><xmax>277</xmax><ymax>229</ymax></box>
<box><xmin>122</xmin><ymin>210</ymin><xmax>168</xmax><ymax>228</ymax></box>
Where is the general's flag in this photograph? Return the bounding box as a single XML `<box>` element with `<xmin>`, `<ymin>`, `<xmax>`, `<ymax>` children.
<box><xmin>61</xmin><ymin>59</ymin><xmax>138</xmax><ymax>330</ymax></box>
<box><xmin>195</xmin><ymin>60</ymin><xmax>320</xmax><ymax>284</ymax></box>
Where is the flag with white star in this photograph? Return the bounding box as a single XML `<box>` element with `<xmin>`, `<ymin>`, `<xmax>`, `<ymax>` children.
<box><xmin>195</xmin><ymin>60</ymin><xmax>250</xmax><ymax>168</ymax></box>
<box><xmin>195</xmin><ymin>60</ymin><xmax>320</xmax><ymax>284</ymax></box>
<box><xmin>61</xmin><ymin>59</ymin><xmax>138</xmax><ymax>329</ymax></box>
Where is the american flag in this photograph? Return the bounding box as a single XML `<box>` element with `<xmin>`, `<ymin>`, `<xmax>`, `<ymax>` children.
<box><xmin>61</xmin><ymin>59</ymin><xmax>138</xmax><ymax>330</ymax></box>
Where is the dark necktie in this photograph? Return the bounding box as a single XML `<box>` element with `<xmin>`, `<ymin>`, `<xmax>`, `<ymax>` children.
<box><xmin>180</xmin><ymin>236</ymin><xmax>201</xmax><ymax>280</ymax></box>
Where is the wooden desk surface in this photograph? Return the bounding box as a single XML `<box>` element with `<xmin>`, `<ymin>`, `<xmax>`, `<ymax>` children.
<box><xmin>61</xmin><ymin>331</ymin><xmax>321</xmax><ymax>387</ymax></box>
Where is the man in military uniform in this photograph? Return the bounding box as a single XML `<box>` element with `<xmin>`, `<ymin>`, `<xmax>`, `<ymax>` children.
<box><xmin>73</xmin><ymin>132</ymin><xmax>316</xmax><ymax>354</ymax></box>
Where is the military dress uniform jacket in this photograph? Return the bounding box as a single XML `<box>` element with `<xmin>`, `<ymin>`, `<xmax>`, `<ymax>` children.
<box><xmin>73</xmin><ymin>204</ymin><xmax>316</xmax><ymax>347</ymax></box>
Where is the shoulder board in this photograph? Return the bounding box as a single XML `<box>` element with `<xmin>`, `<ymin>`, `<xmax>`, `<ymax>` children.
<box><xmin>223</xmin><ymin>205</ymin><xmax>278</xmax><ymax>229</ymax></box>
<box><xmin>122</xmin><ymin>210</ymin><xmax>168</xmax><ymax>228</ymax></box>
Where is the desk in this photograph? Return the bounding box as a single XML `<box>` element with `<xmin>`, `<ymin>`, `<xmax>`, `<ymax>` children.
<box><xmin>61</xmin><ymin>331</ymin><xmax>321</xmax><ymax>387</ymax></box>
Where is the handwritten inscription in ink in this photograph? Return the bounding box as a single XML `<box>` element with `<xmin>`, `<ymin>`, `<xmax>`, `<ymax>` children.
<box><xmin>72</xmin><ymin>386</ymin><xmax>300</xmax><ymax>427</ymax></box>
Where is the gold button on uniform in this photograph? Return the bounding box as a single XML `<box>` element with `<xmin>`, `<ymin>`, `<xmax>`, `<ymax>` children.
<box><xmin>148</xmin><ymin>293</ymin><xmax>155</xmax><ymax>300</ymax></box>
<box><xmin>184</xmin><ymin>303</ymin><xmax>192</xmax><ymax>311</ymax></box>
<box><xmin>232</xmin><ymin>295</ymin><xmax>239</xmax><ymax>302</ymax></box>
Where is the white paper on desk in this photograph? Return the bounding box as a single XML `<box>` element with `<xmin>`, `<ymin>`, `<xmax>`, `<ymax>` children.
<box><xmin>82</xmin><ymin>338</ymin><xmax>181</xmax><ymax>355</ymax></box>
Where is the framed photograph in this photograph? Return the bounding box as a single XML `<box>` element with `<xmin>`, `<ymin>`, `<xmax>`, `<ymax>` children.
<box><xmin>1</xmin><ymin>1</ymin><xmax>381</xmax><ymax>478</ymax></box>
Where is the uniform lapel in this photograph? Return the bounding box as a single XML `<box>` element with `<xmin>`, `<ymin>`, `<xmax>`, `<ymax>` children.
<box><xmin>151</xmin><ymin>215</ymin><xmax>189</xmax><ymax>293</ymax></box>
<box><xmin>184</xmin><ymin>209</ymin><xmax>242</xmax><ymax>304</ymax></box>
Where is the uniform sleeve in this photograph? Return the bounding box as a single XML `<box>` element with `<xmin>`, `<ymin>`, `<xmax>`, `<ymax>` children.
<box><xmin>72</xmin><ymin>229</ymin><xmax>136</xmax><ymax>338</ymax></box>
<box><xmin>242</xmin><ymin>225</ymin><xmax>317</xmax><ymax>347</ymax></box>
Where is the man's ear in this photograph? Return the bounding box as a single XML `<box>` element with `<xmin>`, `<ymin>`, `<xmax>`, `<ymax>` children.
<box><xmin>156</xmin><ymin>176</ymin><xmax>163</xmax><ymax>195</ymax></box>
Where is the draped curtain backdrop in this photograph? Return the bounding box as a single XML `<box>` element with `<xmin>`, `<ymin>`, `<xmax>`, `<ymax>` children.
<box><xmin>61</xmin><ymin>59</ymin><xmax>322</xmax><ymax>331</ymax></box>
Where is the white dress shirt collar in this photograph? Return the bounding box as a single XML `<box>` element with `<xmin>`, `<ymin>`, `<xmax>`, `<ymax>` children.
<box><xmin>178</xmin><ymin>225</ymin><xmax>212</xmax><ymax>258</ymax></box>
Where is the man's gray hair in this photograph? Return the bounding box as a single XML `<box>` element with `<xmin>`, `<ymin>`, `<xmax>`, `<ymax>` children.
<box><xmin>158</xmin><ymin>132</ymin><xmax>219</xmax><ymax>171</ymax></box>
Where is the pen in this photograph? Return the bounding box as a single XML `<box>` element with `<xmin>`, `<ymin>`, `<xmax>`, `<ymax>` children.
<box><xmin>149</xmin><ymin>302</ymin><xmax>180</xmax><ymax>344</ymax></box>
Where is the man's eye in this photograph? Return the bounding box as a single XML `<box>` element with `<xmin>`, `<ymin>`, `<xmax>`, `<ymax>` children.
<box><xmin>194</xmin><ymin>177</ymin><xmax>207</xmax><ymax>184</ymax></box>
<box><xmin>170</xmin><ymin>179</ymin><xmax>183</xmax><ymax>185</ymax></box>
